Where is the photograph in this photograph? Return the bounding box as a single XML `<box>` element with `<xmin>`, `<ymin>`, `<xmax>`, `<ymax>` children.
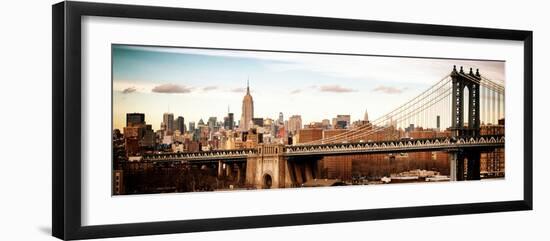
<box><xmin>0</xmin><ymin>0</ymin><xmax>542</xmax><ymax>240</ymax></box>
<box><xmin>112</xmin><ymin>44</ymin><xmax>506</xmax><ymax>195</ymax></box>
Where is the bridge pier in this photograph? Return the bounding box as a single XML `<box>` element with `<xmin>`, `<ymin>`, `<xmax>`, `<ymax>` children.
<box><xmin>456</xmin><ymin>154</ymin><xmax>465</xmax><ymax>181</ymax></box>
<box><xmin>449</xmin><ymin>150</ymin><xmax>480</xmax><ymax>181</ymax></box>
<box><xmin>449</xmin><ymin>152</ymin><xmax>458</xmax><ymax>181</ymax></box>
<box><xmin>285</xmin><ymin>156</ymin><xmax>321</xmax><ymax>187</ymax></box>
<box><xmin>304</xmin><ymin>162</ymin><xmax>314</xmax><ymax>181</ymax></box>
<box><xmin>294</xmin><ymin>163</ymin><xmax>304</xmax><ymax>185</ymax></box>
<box><xmin>449</xmin><ymin>152</ymin><xmax>465</xmax><ymax>181</ymax></box>
<box><xmin>449</xmin><ymin>66</ymin><xmax>483</xmax><ymax>181</ymax></box>
<box><xmin>466</xmin><ymin>152</ymin><xmax>481</xmax><ymax>180</ymax></box>
<box><xmin>217</xmin><ymin>161</ymin><xmax>223</xmax><ymax>178</ymax></box>
<box><xmin>236</xmin><ymin>163</ymin><xmax>242</xmax><ymax>183</ymax></box>
<box><xmin>245</xmin><ymin>144</ymin><xmax>324</xmax><ymax>189</ymax></box>
<box><xmin>284</xmin><ymin>161</ymin><xmax>294</xmax><ymax>186</ymax></box>
<box><xmin>245</xmin><ymin>144</ymin><xmax>286</xmax><ymax>189</ymax></box>
<box><xmin>226</xmin><ymin>163</ymin><xmax>232</xmax><ymax>178</ymax></box>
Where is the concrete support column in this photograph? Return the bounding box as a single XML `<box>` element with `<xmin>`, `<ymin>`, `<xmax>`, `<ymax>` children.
<box><xmin>285</xmin><ymin>160</ymin><xmax>296</xmax><ymax>187</ymax></box>
<box><xmin>304</xmin><ymin>162</ymin><xmax>313</xmax><ymax>182</ymax></box>
<box><xmin>225</xmin><ymin>163</ymin><xmax>232</xmax><ymax>178</ymax></box>
<box><xmin>217</xmin><ymin>161</ymin><xmax>223</xmax><ymax>178</ymax></box>
<box><xmin>456</xmin><ymin>156</ymin><xmax>465</xmax><ymax>181</ymax></box>
<box><xmin>294</xmin><ymin>164</ymin><xmax>303</xmax><ymax>185</ymax></box>
<box><xmin>466</xmin><ymin>152</ymin><xmax>481</xmax><ymax>180</ymax></box>
<box><xmin>449</xmin><ymin>152</ymin><xmax>458</xmax><ymax>181</ymax></box>
<box><xmin>236</xmin><ymin>164</ymin><xmax>242</xmax><ymax>183</ymax></box>
<box><xmin>245</xmin><ymin>157</ymin><xmax>257</xmax><ymax>187</ymax></box>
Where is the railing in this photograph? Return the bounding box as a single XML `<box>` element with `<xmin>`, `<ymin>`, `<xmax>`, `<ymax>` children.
<box><xmin>285</xmin><ymin>135</ymin><xmax>504</xmax><ymax>156</ymax></box>
<box><xmin>142</xmin><ymin>148</ymin><xmax>256</xmax><ymax>162</ymax></box>
<box><xmin>137</xmin><ymin>135</ymin><xmax>504</xmax><ymax>163</ymax></box>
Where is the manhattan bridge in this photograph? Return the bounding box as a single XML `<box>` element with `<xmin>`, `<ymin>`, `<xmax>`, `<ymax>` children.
<box><xmin>133</xmin><ymin>66</ymin><xmax>505</xmax><ymax>190</ymax></box>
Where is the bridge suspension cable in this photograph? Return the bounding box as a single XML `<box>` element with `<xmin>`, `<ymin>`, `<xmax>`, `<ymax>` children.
<box><xmin>299</xmin><ymin>70</ymin><xmax>504</xmax><ymax>145</ymax></box>
<box><xmin>301</xmin><ymin>75</ymin><xmax>453</xmax><ymax>145</ymax></box>
<box><xmin>462</xmin><ymin>74</ymin><xmax>504</xmax><ymax>125</ymax></box>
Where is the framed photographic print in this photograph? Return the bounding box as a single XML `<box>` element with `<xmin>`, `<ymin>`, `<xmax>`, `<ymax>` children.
<box><xmin>52</xmin><ymin>1</ymin><xmax>533</xmax><ymax>240</ymax></box>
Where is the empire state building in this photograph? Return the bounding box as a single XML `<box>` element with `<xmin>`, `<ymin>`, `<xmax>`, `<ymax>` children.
<box><xmin>240</xmin><ymin>81</ymin><xmax>254</xmax><ymax>131</ymax></box>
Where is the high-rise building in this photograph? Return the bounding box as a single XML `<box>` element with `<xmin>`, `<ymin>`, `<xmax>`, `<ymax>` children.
<box><xmin>208</xmin><ymin>117</ymin><xmax>217</xmax><ymax>129</ymax></box>
<box><xmin>123</xmin><ymin>126</ymin><xmax>142</xmax><ymax>155</ymax></box>
<box><xmin>335</xmin><ymin>120</ymin><xmax>348</xmax><ymax>129</ymax></box>
<box><xmin>240</xmin><ymin>81</ymin><xmax>254</xmax><ymax>131</ymax></box>
<box><xmin>224</xmin><ymin>113</ymin><xmax>234</xmax><ymax>130</ymax></box>
<box><xmin>124</xmin><ymin>113</ymin><xmax>148</xmax><ymax>155</ymax></box>
<box><xmin>332</xmin><ymin>115</ymin><xmax>351</xmax><ymax>129</ymax></box>
<box><xmin>188</xmin><ymin>121</ymin><xmax>196</xmax><ymax>133</ymax></box>
<box><xmin>139</xmin><ymin>124</ymin><xmax>156</xmax><ymax>148</ymax></box>
<box><xmin>163</xmin><ymin>113</ymin><xmax>174</xmax><ymax>135</ymax></box>
<box><xmin>126</xmin><ymin>113</ymin><xmax>145</xmax><ymax>127</ymax></box>
<box><xmin>288</xmin><ymin>115</ymin><xmax>302</xmax><ymax>134</ymax></box>
<box><xmin>252</xmin><ymin>117</ymin><xmax>264</xmax><ymax>127</ymax></box>
<box><xmin>322</xmin><ymin>119</ymin><xmax>331</xmax><ymax>129</ymax></box>
<box><xmin>278</xmin><ymin>112</ymin><xmax>284</xmax><ymax>125</ymax></box>
<box><xmin>176</xmin><ymin>116</ymin><xmax>185</xmax><ymax>133</ymax></box>
<box><xmin>364</xmin><ymin>109</ymin><xmax>369</xmax><ymax>122</ymax></box>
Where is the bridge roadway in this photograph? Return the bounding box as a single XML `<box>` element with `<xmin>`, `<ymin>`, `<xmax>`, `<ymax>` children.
<box><xmin>136</xmin><ymin>135</ymin><xmax>504</xmax><ymax>164</ymax></box>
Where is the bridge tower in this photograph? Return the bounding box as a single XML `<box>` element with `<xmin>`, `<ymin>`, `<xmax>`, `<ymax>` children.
<box><xmin>449</xmin><ymin>66</ymin><xmax>482</xmax><ymax>181</ymax></box>
<box><xmin>245</xmin><ymin>144</ymin><xmax>287</xmax><ymax>189</ymax></box>
<box><xmin>245</xmin><ymin>144</ymin><xmax>320</xmax><ymax>189</ymax></box>
<box><xmin>450</xmin><ymin>65</ymin><xmax>481</xmax><ymax>137</ymax></box>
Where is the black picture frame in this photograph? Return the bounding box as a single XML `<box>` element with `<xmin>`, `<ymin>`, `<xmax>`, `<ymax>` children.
<box><xmin>52</xmin><ymin>1</ymin><xmax>533</xmax><ymax>240</ymax></box>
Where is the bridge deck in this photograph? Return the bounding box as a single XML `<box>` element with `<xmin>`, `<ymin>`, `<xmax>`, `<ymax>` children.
<box><xmin>133</xmin><ymin>135</ymin><xmax>504</xmax><ymax>163</ymax></box>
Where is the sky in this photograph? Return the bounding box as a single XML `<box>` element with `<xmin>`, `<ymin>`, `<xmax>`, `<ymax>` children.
<box><xmin>112</xmin><ymin>45</ymin><xmax>505</xmax><ymax>131</ymax></box>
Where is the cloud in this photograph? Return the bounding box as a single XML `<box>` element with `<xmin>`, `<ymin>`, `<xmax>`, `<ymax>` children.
<box><xmin>117</xmin><ymin>45</ymin><xmax>505</xmax><ymax>86</ymax></box>
<box><xmin>231</xmin><ymin>87</ymin><xmax>246</xmax><ymax>93</ymax></box>
<box><xmin>372</xmin><ymin>86</ymin><xmax>403</xmax><ymax>94</ymax></box>
<box><xmin>290</xmin><ymin>89</ymin><xmax>302</xmax><ymax>94</ymax></box>
<box><xmin>318</xmin><ymin>85</ymin><xmax>356</xmax><ymax>93</ymax></box>
<box><xmin>122</xmin><ymin>87</ymin><xmax>136</xmax><ymax>94</ymax></box>
<box><xmin>203</xmin><ymin>86</ymin><xmax>218</xmax><ymax>91</ymax></box>
<box><xmin>152</xmin><ymin>84</ymin><xmax>192</xmax><ymax>94</ymax></box>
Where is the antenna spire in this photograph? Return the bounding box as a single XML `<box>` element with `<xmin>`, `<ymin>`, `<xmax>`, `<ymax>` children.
<box><xmin>246</xmin><ymin>78</ymin><xmax>250</xmax><ymax>94</ymax></box>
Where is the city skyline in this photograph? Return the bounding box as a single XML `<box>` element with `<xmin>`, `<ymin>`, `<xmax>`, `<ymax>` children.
<box><xmin>112</xmin><ymin>45</ymin><xmax>505</xmax><ymax>131</ymax></box>
<box><xmin>112</xmin><ymin>44</ymin><xmax>506</xmax><ymax>194</ymax></box>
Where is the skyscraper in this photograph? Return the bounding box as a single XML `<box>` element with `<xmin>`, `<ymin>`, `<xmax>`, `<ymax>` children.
<box><xmin>288</xmin><ymin>115</ymin><xmax>302</xmax><ymax>134</ymax></box>
<box><xmin>123</xmin><ymin>113</ymin><xmax>148</xmax><ymax>156</ymax></box>
<box><xmin>176</xmin><ymin>116</ymin><xmax>185</xmax><ymax>133</ymax></box>
<box><xmin>240</xmin><ymin>80</ymin><xmax>254</xmax><ymax>131</ymax></box>
<box><xmin>189</xmin><ymin>121</ymin><xmax>196</xmax><ymax>133</ymax></box>
<box><xmin>332</xmin><ymin>115</ymin><xmax>351</xmax><ymax>129</ymax></box>
<box><xmin>207</xmin><ymin>117</ymin><xmax>217</xmax><ymax>129</ymax></box>
<box><xmin>163</xmin><ymin>113</ymin><xmax>174</xmax><ymax>135</ymax></box>
<box><xmin>224</xmin><ymin>112</ymin><xmax>234</xmax><ymax>130</ymax></box>
<box><xmin>126</xmin><ymin>113</ymin><xmax>145</xmax><ymax>127</ymax></box>
<box><xmin>278</xmin><ymin>112</ymin><xmax>284</xmax><ymax>125</ymax></box>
